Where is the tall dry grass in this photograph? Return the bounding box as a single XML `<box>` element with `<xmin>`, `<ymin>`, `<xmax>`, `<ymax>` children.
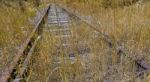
<box><xmin>0</xmin><ymin>3</ymin><xmax>35</xmax><ymax>70</ymax></box>
<box><xmin>27</xmin><ymin>0</ymin><xmax>150</xmax><ymax>82</ymax></box>
<box><xmin>0</xmin><ymin>0</ymin><xmax>149</xmax><ymax>82</ymax></box>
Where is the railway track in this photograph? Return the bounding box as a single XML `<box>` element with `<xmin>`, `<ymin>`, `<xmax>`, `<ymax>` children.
<box><xmin>0</xmin><ymin>5</ymin><xmax>50</xmax><ymax>82</ymax></box>
<box><xmin>0</xmin><ymin>3</ymin><xmax>149</xmax><ymax>82</ymax></box>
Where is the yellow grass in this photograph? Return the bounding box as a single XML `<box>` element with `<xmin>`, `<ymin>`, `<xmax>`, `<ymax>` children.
<box><xmin>28</xmin><ymin>0</ymin><xmax>150</xmax><ymax>82</ymax></box>
<box><xmin>0</xmin><ymin>3</ymin><xmax>34</xmax><ymax>70</ymax></box>
<box><xmin>0</xmin><ymin>0</ymin><xmax>150</xmax><ymax>82</ymax></box>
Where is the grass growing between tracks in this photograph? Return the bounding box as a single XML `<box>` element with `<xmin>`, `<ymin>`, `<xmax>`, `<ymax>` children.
<box><xmin>28</xmin><ymin>0</ymin><xmax>150</xmax><ymax>82</ymax></box>
<box><xmin>0</xmin><ymin>0</ymin><xmax>149</xmax><ymax>82</ymax></box>
<box><xmin>28</xmin><ymin>23</ymin><xmax>143</xmax><ymax>82</ymax></box>
<box><xmin>29</xmin><ymin>13</ymin><xmax>149</xmax><ymax>82</ymax></box>
<box><xmin>68</xmin><ymin>1</ymin><xmax>150</xmax><ymax>81</ymax></box>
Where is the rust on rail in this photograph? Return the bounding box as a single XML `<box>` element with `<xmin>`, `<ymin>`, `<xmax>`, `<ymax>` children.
<box><xmin>55</xmin><ymin>3</ymin><xmax>150</xmax><ymax>75</ymax></box>
<box><xmin>0</xmin><ymin>5</ymin><xmax>50</xmax><ymax>82</ymax></box>
<box><xmin>0</xmin><ymin>3</ymin><xmax>149</xmax><ymax>82</ymax></box>
<box><xmin>55</xmin><ymin>4</ymin><xmax>113</xmax><ymax>47</ymax></box>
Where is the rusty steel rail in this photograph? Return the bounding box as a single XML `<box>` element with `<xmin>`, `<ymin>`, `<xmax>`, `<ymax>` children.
<box><xmin>55</xmin><ymin>3</ymin><xmax>150</xmax><ymax>74</ymax></box>
<box><xmin>55</xmin><ymin>4</ymin><xmax>113</xmax><ymax>48</ymax></box>
<box><xmin>13</xmin><ymin>36</ymin><xmax>41</xmax><ymax>82</ymax></box>
<box><xmin>0</xmin><ymin>5</ymin><xmax>50</xmax><ymax>82</ymax></box>
<box><xmin>0</xmin><ymin>3</ymin><xmax>149</xmax><ymax>82</ymax></box>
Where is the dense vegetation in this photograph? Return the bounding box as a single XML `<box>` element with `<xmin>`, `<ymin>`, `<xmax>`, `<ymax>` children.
<box><xmin>0</xmin><ymin>0</ymin><xmax>150</xmax><ymax>82</ymax></box>
<box><xmin>0</xmin><ymin>0</ymin><xmax>39</xmax><ymax>71</ymax></box>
